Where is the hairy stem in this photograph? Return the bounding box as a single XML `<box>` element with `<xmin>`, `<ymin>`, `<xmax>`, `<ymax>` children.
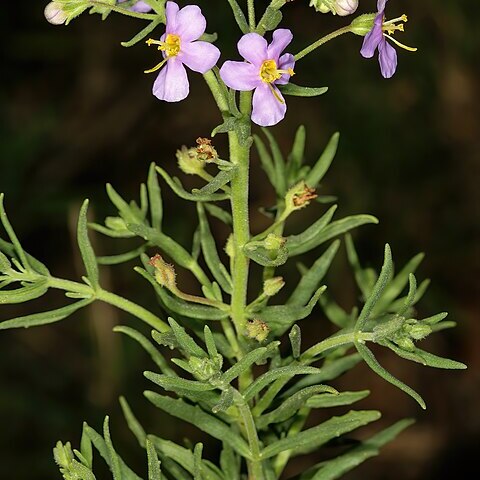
<box><xmin>295</xmin><ymin>25</ymin><xmax>352</xmax><ymax>61</ymax></box>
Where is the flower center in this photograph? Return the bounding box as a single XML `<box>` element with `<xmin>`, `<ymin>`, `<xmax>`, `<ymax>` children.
<box><xmin>144</xmin><ymin>34</ymin><xmax>182</xmax><ymax>74</ymax></box>
<box><xmin>382</xmin><ymin>14</ymin><xmax>417</xmax><ymax>52</ymax></box>
<box><xmin>259</xmin><ymin>59</ymin><xmax>295</xmax><ymax>84</ymax></box>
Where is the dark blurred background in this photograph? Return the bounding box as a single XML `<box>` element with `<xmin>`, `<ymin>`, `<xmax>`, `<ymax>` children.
<box><xmin>1</xmin><ymin>0</ymin><xmax>478</xmax><ymax>478</ymax></box>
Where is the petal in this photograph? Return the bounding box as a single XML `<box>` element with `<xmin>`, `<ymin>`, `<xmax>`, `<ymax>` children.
<box><xmin>130</xmin><ymin>1</ymin><xmax>152</xmax><ymax>13</ymax></box>
<box><xmin>276</xmin><ymin>53</ymin><xmax>295</xmax><ymax>85</ymax></box>
<box><xmin>165</xmin><ymin>1</ymin><xmax>180</xmax><ymax>33</ymax></box>
<box><xmin>152</xmin><ymin>58</ymin><xmax>189</xmax><ymax>102</ymax></box>
<box><xmin>238</xmin><ymin>33</ymin><xmax>268</xmax><ymax>66</ymax></box>
<box><xmin>360</xmin><ymin>21</ymin><xmax>383</xmax><ymax>58</ymax></box>
<box><xmin>175</xmin><ymin>5</ymin><xmax>206</xmax><ymax>42</ymax></box>
<box><xmin>181</xmin><ymin>41</ymin><xmax>220</xmax><ymax>73</ymax></box>
<box><xmin>267</xmin><ymin>29</ymin><xmax>293</xmax><ymax>61</ymax></box>
<box><xmin>219</xmin><ymin>61</ymin><xmax>260</xmax><ymax>91</ymax></box>
<box><xmin>252</xmin><ymin>84</ymin><xmax>287</xmax><ymax>127</ymax></box>
<box><xmin>377</xmin><ymin>0</ymin><xmax>387</xmax><ymax>13</ymax></box>
<box><xmin>378</xmin><ymin>39</ymin><xmax>397</xmax><ymax>78</ymax></box>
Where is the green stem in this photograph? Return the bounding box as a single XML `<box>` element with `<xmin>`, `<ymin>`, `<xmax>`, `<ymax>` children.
<box><xmin>247</xmin><ymin>0</ymin><xmax>256</xmax><ymax>30</ymax></box>
<box><xmin>295</xmin><ymin>25</ymin><xmax>352</xmax><ymax>61</ymax></box>
<box><xmin>47</xmin><ymin>277</ymin><xmax>168</xmax><ymax>332</ymax></box>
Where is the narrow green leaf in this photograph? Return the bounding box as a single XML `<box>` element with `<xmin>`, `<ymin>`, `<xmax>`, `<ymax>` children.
<box><xmin>204</xmin><ymin>325</ymin><xmax>219</xmax><ymax>359</ymax></box>
<box><xmin>197</xmin><ymin>204</ymin><xmax>232</xmax><ymax>293</ymax></box>
<box><xmin>69</xmin><ymin>460</ymin><xmax>96</xmax><ymax>480</ymax></box>
<box><xmin>226</xmin><ymin>0</ymin><xmax>249</xmax><ymax>33</ymax></box>
<box><xmin>205</xmin><ymin>203</ymin><xmax>232</xmax><ymax>225</ymax></box>
<box><xmin>319</xmin><ymin>294</ymin><xmax>352</xmax><ymax>328</ymax></box>
<box><xmin>97</xmin><ymin>245</ymin><xmax>146</xmax><ymax>265</ymax></box>
<box><xmin>0</xmin><ymin>298</ymin><xmax>92</xmax><ymax>330</ymax></box>
<box><xmin>355</xmin><ymin>244</ymin><xmax>393</xmax><ymax>332</ymax></box>
<box><xmin>0</xmin><ymin>280</ymin><xmax>49</xmax><ymax>305</ymax></box>
<box><xmin>258</xmin><ymin>385</ymin><xmax>338</xmax><ymax>429</ymax></box>
<box><xmin>355</xmin><ymin>342</ymin><xmax>426</xmax><ymax>409</ymax></box>
<box><xmin>194</xmin><ymin>168</ymin><xmax>236</xmax><ymax>196</ymax></box>
<box><xmin>253</xmin><ymin>134</ymin><xmax>277</xmax><ymax>193</ymax></box>
<box><xmin>89</xmin><ymin>222</ymin><xmax>136</xmax><ymax>238</ymax></box>
<box><xmin>103</xmin><ymin>416</ymin><xmax>122</xmax><ymax>480</ymax></box>
<box><xmin>119</xmin><ymin>397</ymin><xmax>147</xmax><ymax>447</ymax></box>
<box><xmin>145</xmin><ymin>371</ymin><xmax>215</xmax><ymax>393</ymax></box>
<box><xmin>279</xmin><ymin>84</ymin><xmax>328</xmax><ymax>97</ymax></box>
<box><xmin>148</xmin><ymin>162</ymin><xmax>163</xmax><ymax>230</ymax></box>
<box><xmin>287</xmin><ymin>125</ymin><xmax>306</xmax><ymax>183</ymax></box>
<box><xmin>80</xmin><ymin>422</ymin><xmax>93</xmax><ymax>468</ymax></box>
<box><xmin>156</xmin><ymin>167</ymin><xmax>229</xmax><ymax>202</ymax></box>
<box><xmin>168</xmin><ymin>317</ymin><xmax>206</xmax><ymax>357</ymax></box>
<box><xmin>345</xmin><ymin>234</ymin><xmax>374</xmax><ymax>300</ymax></box>
<box><xmin>146</xmin><ymin>437</ymin><xmax>162</xmax><ymax>480</ymax></box>
<box><xmin>261</xmin><ymin>410</ymin><xmax>381</xmax><ymax>459</ymax></box>
<box><xmin>289</xmin><ymin>240</ymin><xmax>340</xmax><ymax>306</ymax></box>
<box><xmin>220</xmin><ymin>443</ymin><xmax>240</xmax><ymax>480</ymax></box>
<box><xmin>145</xmin><ymin>392</ymin><xmax>251</xmax><ymax>458</ymax></box>
<box><xmin>305</xmin><ymin>132</ymin><xmax>339</xmax><ymax>187</ymax></box>
<box><xmin>243</xmin><ymin>366</ymin><xmax>322</xmax><ymax>402</ymax></box>
<box><xmin>77</xmin><ymin>200</ymin><xmax>99</xmax><ymax>289</ymax></box>
<box><xmin>289</xmin><ymin>325</ymin><xmax>302</xmax><ymax>359</ymax></box>
<box><xmin>194</xmin><ymin>443</ymin><xmax>203</xmax><ymax>480</ymax></box>
<box><xmin>262</xmin><ymin>128</ymin><xmax>287</xmax><ymax>196</ymax></box>
<box><xmin>106</xmin><ymin>184</ymin><xmax>138</xmax><ymax>224</ymax></box>
<box><xmin>306</xmin><ymin>390</ymin><xmax>370</xmax><ymax>409</ymax></box>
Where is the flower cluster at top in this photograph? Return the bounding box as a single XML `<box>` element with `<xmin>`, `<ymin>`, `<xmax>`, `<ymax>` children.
<box><xmin>44</xmin><ymin>0</ymin><xmax>418</xmax><ymax>125</ymax></box>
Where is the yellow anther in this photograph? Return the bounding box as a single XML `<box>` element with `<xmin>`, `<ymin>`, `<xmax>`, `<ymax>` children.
<box><xmin>145</xmin><ymin>34</ymin><xmax>181</xmax><ymax>57</ymax></box>
<box><xmin>259</xmin><ymin>60</ymin><xmax>295</xmax><ymax>86</ymax></box>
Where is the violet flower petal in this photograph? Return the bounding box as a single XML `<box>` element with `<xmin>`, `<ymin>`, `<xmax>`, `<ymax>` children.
<box><xmin>165</xmin><ymin>1</ymin><xmax>180</xmax><ymax>33</ymax></box>
<box><xmin>153</xmin><ymin>58</ymin><xmax>189</xmax><ymax>102</ymax></box>
<box><xmin>238</xmin><ymin>33</ymin><xmax>268</xmax><ymax>66</ymax></box>
<box><xmin>360</xmin><ymin>14</ymin><xmax>384</xmax><ymax>58</ymax></box>
<box><xmin>252</xmin><ymin>83</ymin><xmax>287</xmax><ymax>127</ymax></box>
<box><xmin>275</xmin><ymin>53</ymin><xmax>295</xmax><ymax>85</ymax></box>
<box><xmin>181</xmin><ymin>41</ymin><xmax>220</xmax><ymax>73</ymax></box>
<box><xmin>377</xmin><ymin>0</ymin><xmax>388</xmax><ymax>11</ymax></box>
<box><xmin>175</xmin><ymin>5</ymin><xmax>206</xmax><ymax>42</ymax></box>
<box><xmin>378</xmin><ymin>39</ymin><xmax>397</xmax><ymax>78</ymax></box>
<box><xmin>219</xmin><ymin>61</ymin><xmax>260</xmax><ymax>91</ymax></box>
<box><xmin>130</xmin><ymin>1</ymin><xmax>152</xmax><ymax>13</ymax></box>
<box><xmin>267</xmin><ymin>29</ymin><xmax>293</xmax><ymax>62</ymax></box>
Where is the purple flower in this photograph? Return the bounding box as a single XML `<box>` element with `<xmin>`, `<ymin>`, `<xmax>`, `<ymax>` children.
<box><xmin>144</xmin><ymin>1</ymin><xmax>220</xmax><ymax>102</ymax></box>
<box><xmin>118</xmin><ymin>1</ymin><xmax>153</xmax><ymax>13</ymax></box>
<box><xmin>219</xmin><ymin>29</ymin><xmax>295</xmax><ymax>127</ymax></box>
<box><xmin>360</xmin><ymin>0</ymin><xmax>417</xmax><ymax>79</ymax></box>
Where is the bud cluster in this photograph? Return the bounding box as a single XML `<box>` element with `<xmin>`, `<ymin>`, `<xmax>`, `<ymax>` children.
<box><xmin>309</xmin><ymin>0</ymin><xmax>358</xmax><ymax>16</ymax></box>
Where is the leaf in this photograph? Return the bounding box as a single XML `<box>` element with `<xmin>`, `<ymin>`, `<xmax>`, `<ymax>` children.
<box><xmin>145</xmin><ymin>371</ymin><xmax>215</xmax><ymax>393</ymax></box>
<box><xmin>257</xmin><ymin>286</ymin><xmax>326</xmax><ymax>336</ymax></box>
<box><xmin>204</xmin><ymin>203</ymin><xmax>232</xmax><ymax>225</ymax></box>
<box><xmin>106</xmin><ymin>184</ymin><xmax>139</xmax><ymax>224</ymax></box>
<box><xmin>257</xmin><ymin>6</ymin><xmax>283</xmax><ymax>33</ymax></box>
<box><xmin>306</xmin><ymin>390</ymin><xmax>370</xmax><ymax>409</ymax></box>
<box><xmin>220</xmin><ymin>443</ymin><xmax>240</xmax><ymax>480</ymax></box>
<box><xmin>289</xmin><ymin>325</ymin><xmax>302</xmax><ymax>359</ymax></box>
<box><xmin>221</xmin><ymin>342</ymin><xmax>279</xmax><ymax>384</ymax></box>
<box><xmin>261</xmin><ymin>410</ymin><xmax>381</xmax><ymax>459</ymax></box>
<box><xmin>226</xmin><ymin>0</ymin><xmax>249</xmax><ymax>33</ymax></box>
<box><xmin>193</xmin><ymin>168</ymin><xmax>236</xmax><ymax>196</ymax></box>
<box><xmin>148</xmin><ymin>162</ymin><xmax>163</xmax><ymax>230</ymax></box>
<box><xmin>288</xmin><ymin>240</ymin><xmax>340</xmax><ymax>306</ymax></box>
<box><xmin>319</xmin><ymin>294</ymin><xmax>352</xmax><ymax>328</ymax></box>
<box><xmin>156</xmin><ymin>167</ymin><xmax>229</xmax><ymax>202</ymax></box>
<box><xmin>243</xmin><ymin>366</ymin><xmax>322</xmax><ymax>402</ymax></box>
<box><xmin>193</xmin><ymin>443</ymin><xmax>203</xmax><ymax>480</ymax></box>
<box><xmin>204</xmin><ymin>325</ymin><xmax>219</xmax><ymax>359</ymax></box>
<box><xmin>355</xmin><ymin>244</ymin><xmax>393</xmax><ymax>332</ymax></box>
<box><xmin>287</xmin><ymin>125</ymin><xmax>306</xmax><ymax>183</ymax></box>
<box><xmin>355</xmin><ymin>342</ymin><xmax>426</xmax><ymax>409</ymax></box>
<box><xmin>345</xmin><ymin>234</ymin><xmax>375</xmax><ymax>300</ymax></box>
<box><xmin>253</xmin><ymin>134</ymin><xmax>277</xmax><ymax>194</ymax></box>
<box><xmin>119</xmin><ymin>397</ymin><xmax>147</xmax><ymax>447</ymax></box>
<box><xmin>89</xmin><ymin>222</ymin><xmax>136</xmax><ymax>239</ymax></box>
<box><xmin>279</xmin><ymin>84</ymin><xmax>328</xmax><ymax>97</ymax></box>
<box><xmin>288</xmin><ymin>213</ymin><xmax>378</xmax><ymax>257</ymax></box>
<box><xmin>103</xmin><ymin>417</ymin><xmax>122</xmax><ymax>480</ymax></box>
<box><xmin>146</xmin><ymin>437</ymin><xmax>162</xmax><ymax>480</ymax></box>
<box><xmin>145</xmin><ymin>392</ymin><xmax>251</xmax><ymax>458</ymax></box>
<box><xmin>80</xmin><ymin>422</ymin><xmax>93</xmax><ymax>468</ymax></box>
<box><xmin>97</xmin><ymin>245</ymin><xmax>146</xmax><ymax>265</ymax></box>
<box><xmin>0</xmin><ymin>280</ymin><xmax>49</xmax><ymax>305</ymax></box>
<box><xmin>197</xmin><ymin>204</ymin><xmax>232</xmax><ymax>293</ymax></box>
<box><xmin>262</xmin><ymin>128</ymin><xmax>287</xmax><ymax>196</ymax></box>
<box><xmin>0</xmin><ymin>298</ymin><xmax>92</xmax><ymax>330</ymax></box>
<box><xmin>77</xmin><ymin>200</ymin><xmax>99</xmax><ymax>289</ymax></box>
<box><xmin>303</xmin><ymin>419</ymin><xmax>414</xmax><ymax>480</ymax></box>
<box><xmin>305</xmin><ymin>132</ymin><xmax>339</xmax><ymax>188</ymax></box>
<box><xmin>257</xmin><ymin>385</ymin><xmax>338</xmax><ymax>429</ymax></box>
<box><xmin>168</xmin><ymin>317</ymin><xmax>206</xmax><ymax>357</ymax></box>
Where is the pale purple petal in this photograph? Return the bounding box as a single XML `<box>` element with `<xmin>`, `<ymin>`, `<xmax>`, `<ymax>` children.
<box><xmin>377</xmin><ymin>0</ymin><xmax>388</xmax><ymax>12</ymax></box>
<box><xmin>165</xmin><ymin>1</ymin><xmax>180</xmax><ymax>34</ymax></box>
<box><xmin>276</xmin><ymin>53</ymin><xmax>295</xmax><ymax>85</ymax></box>
<box><xmin>238</xmin><ymin>33</ymin><xmax>268</xmax><ymax>66</ymax></box>
<box><xmin>174</xmin><ymin>5</ymin><xmax>206</xmax><ymax>42</ymax></box>
<box><xmin>267</xmin><ymin>29</ymin><xmax>293</xmax><ymax>62</ymax></box>
<box><xmin>219</xmin><ymin>61</ymin><xmax>260</xmax><ymax>91</ymax></box>
<box><xmin>252</xmin><ymin>83</ymin><xmax>287</xmax><ymax>127</ymax></box>
<box><xmin>153</xmin><ymin>58</ymin><xmax>189</xmax><ymax>102</ymax></box>
<box><xmin>378</xmin><ymin>39</ymin><xmax>397</xmax><ymax>78</ymax></box>
<box><xmin>130</xmin><ymin>1</ymin><xmax>152</xmax><ymax>13</ymax></box>
<box><xmin>360</xmin><ymin>15</ymin><xmax>383</xmax><ymax>58</ymax></box>
<box><xmin>181</xmin><ymin>41</ymin><xmax>220</xmax><ymax>73</ymax></box>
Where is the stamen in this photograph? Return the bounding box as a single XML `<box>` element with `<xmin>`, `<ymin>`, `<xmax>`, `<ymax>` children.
<box><xmin>384</xmin><ymin>34</ymin><xmax>418</xmax><ymax>52</ymax></box>
<box><xmin>268</xmin><ymin>83</ymin><xmax>285</xmax><ymax>104</ymax></box>
<box><xmin>144</xmin><ymin>58</ymin><xmax>168</xmax><ymax>74</ymax></box>
<box><xmin>384</xmin><ymin>14</ymin><xmax>408</xmax><ymax>26</ymax></box>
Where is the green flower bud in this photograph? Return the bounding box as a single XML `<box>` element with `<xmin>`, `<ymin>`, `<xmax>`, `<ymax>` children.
<box><xmin>409</xmin><ymin>323</ymin><xmax>433</xmax><ymax>341</ymax></box>
<box><xmin>395</xmin><ymin>337</ymin><xmax>416</xmax><ymax>352</ymax></box>
<box><xmin>264</xmin><ymin>233</ymin><xmax>286</xmax><ymax>251</ymax></box>
<box><xmin>189</xmin><ymin>356</ymin><xmax>219</xmax><ymax>381</ymax></box>
<box><xmin>246</xmin><ymin>319</ymin><xmax>270</xmax><ymax>343</ymax></box>
<box><xmin>224</xmin><ymin>234</ymin><xmax>235</xmax><ymax>258</ymax></box>
<box><xmin>350</xmin><ymin>13</ymin><xmax>377</xmax><ymax>36</ymax></box>
<box><xmin>176</xmin><ymin>146</ymin><xmax>206</xmax><ymax>175</ymax></box>
<box><xmin>263</xmin><ymin>277</ymin><xmax>285</xmax><ymax>297</ymax></box>
<box><xmin>105</xmin><ymin>216</ymin><xmax>128</xmax><ymax>231</ymax></box>
<box><xmin>44</xmin><ymin>2</ymin><xmax>68</xmax><ymax>25</ymax></box>
<box><xmin>149</xmin><ymin>254</ymin><xmax>176</xmax><ymax>289</ymax></box>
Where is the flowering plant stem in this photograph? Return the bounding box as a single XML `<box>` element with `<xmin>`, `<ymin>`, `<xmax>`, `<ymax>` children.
<box><xmin>295</xmin><ymin>25</ymin><xmax>353</xmax><ymax>61</ymax></box>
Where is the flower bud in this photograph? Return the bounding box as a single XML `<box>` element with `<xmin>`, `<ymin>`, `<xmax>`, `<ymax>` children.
<box><xmin>189</xmin><ymin>356</ymin><xmax>219</xmax><ymax>381</ymax></box>
<box><xmin>263</xmin><ymin>277</ymin><xmax>285</xmax><ymax>297</ymax></box>
<box><xmin>350</xmin><ymin>13</ymin><xmax>377</xmax><ymax>36</ymax></box>
<box><xmin>53</xmin><ymin>441</ymin><xmax>74</xmax><ymax>468</ymax></box>
<box><xmin>264</xmin><ymin>233</ymin><xmax>286</xmax><ymax>251</ymax></box>
<box><xmin>149</xmin><ymin>254</ymin><xmax>176</xmax><ymax>289</ymax></box>
<box><xmin>309</xmin><ymin>0</ymin><xmax>358</xmax><ymax>16</ymax></box>
<box><xmin>224</xmin><ymin>234</ymin><xmax>235</xmax><ymax>258</ymax></box>
<box><xmin>105</xmin><ymin>216</ymin><xmax>127</xmax><ymax>231</ymax></box>
<box><xmin>408</xmin><ymin>323</ymin><xmax>433</xmax><ymax>341</ymax></box>
<box><xmin>176</xmin><ymin>146</ymin><xmax>205</xmax><ymax>175</ymax></box>
<box><xmin>44</xmin><ymin>2</ymin><xmax>68</xmax><ymax>25</ymax></box>
<box><xmin>285</xmin><ymin>181</ymin><xmax>317</xmax><ymax>212</ymax></box>
<box><xmin>395</xmin><ymin>337</ymin><xmax>415</xmax><ymax>352</ymax></box>
<box><xmin>246</xmin><ymin>319</ymin><xmax>270</xmax><ymax>343</ymax></box>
